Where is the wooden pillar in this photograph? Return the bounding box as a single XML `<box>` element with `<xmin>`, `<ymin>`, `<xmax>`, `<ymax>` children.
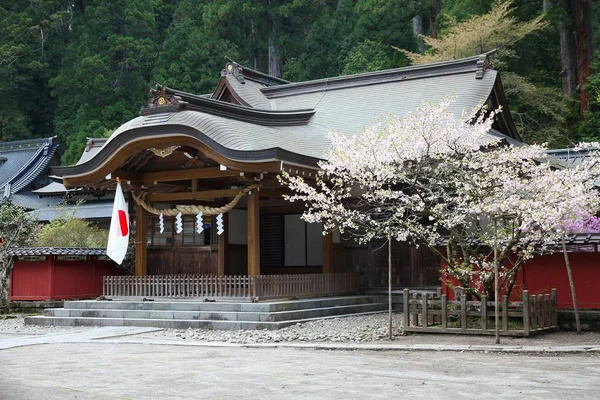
<box><xmin>322</xmin><ymin>232</ymin><xmax>335</xmax><ymax>274</ymax></box>
<box><xmin>135</xmin><ymin>204</ymin><xmax>148</xmax><ymax>276</ymax></box>
<box><xmin>217</xmin><ymin>213</ymin><xmax>228</xmax><ymax>275</ymax></box>
<box><xmin>247</xmin><ymin>191</ymin><xmax>260</xmax><ymax>276</ymax></box>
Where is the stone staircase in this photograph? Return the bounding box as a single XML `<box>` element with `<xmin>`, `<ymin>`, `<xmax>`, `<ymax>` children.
<box><xmin>25</xmin><ymin>296</ymin><xmax>387</xmax><ymax>330</ymax></box>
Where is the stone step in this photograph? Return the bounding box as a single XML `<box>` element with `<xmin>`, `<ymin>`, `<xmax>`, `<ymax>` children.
<box><xmin>44</xmin><ymin>302</ymin><xmax>387</xmax><ymax>322</ymax></box>
<box><xmin>63</xmin><ymin>296</ymin><xmax>384</xmax><ymax>313</ymax></box>
<box><xmin>25</xmin><ymin>310</ymin><xmax>386</xmax><ymax>331</ymax></box>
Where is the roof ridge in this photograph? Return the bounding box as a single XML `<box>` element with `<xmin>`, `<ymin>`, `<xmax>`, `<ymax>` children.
<box><xmin>0</xmin><ymin>137</ymin><xmax>55</xmax><ymax>152</ymax></box>
<box><xmin>223</xmin><ymin>57</ymin><xmax>290</xmax><ymax>86</ymax></box>
<box><xmin>261</xmin><ymin>53</ymin><xmax>491</xmax><ymax>99</ymax></box>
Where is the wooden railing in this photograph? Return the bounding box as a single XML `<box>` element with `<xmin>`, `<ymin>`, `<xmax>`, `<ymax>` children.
<box><xmin>402</xmin><ymin>288</ymin><xmax>558</xmax><ymax>337</ymax></box>
<box><xmin>103</xmin><ymin>273</ymin><xmax>359</xmax><ymax>300</ymax></box>
<box><xmin>253</xmin><ymin>273</ymin><xmax>358</xmax><ymax>299</ymax></box>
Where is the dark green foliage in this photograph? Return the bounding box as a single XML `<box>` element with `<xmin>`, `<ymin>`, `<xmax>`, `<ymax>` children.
<box><xmin>50</xmin><ymin>0</ymin><xmax>158</xmax><ymax>165</ymax></box>
<box><xmin>0</xmin><ymin>0</ymin><xmax>597</xmax><ymax>156</ymax></box>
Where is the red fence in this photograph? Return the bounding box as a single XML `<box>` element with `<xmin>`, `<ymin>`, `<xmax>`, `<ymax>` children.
<box><xmin>10</xmin><ymin>256</ymin><xmax>122</xmax><ymax>301</ymax></box>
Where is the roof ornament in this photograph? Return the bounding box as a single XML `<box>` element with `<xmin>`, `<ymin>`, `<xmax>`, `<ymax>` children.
<box><xmin>141</xmin><ymin>84</ymin><xmax>187</xmax><ymax>115</ymax></box>
<box><xmin>224</xmin><ymin>61</ymin><xmax>246</xmax><ymax>84</ymax></box>
<box><xmin>476</xmin><ymin>51</ymin><xmax>495</xmax><ymax>79</ymax></box>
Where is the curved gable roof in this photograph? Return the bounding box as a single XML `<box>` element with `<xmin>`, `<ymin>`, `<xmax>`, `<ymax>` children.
<box><xmin>55</xmin><ymin>54</ymin><xmax>521</xmax><ymax>185</ymax></box>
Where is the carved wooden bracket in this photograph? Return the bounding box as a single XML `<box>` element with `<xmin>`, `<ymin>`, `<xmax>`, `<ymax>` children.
<box><xmin>147</xmin><ymin>145</ymin><xmax>180</xmax><ymax>158</ymax></box>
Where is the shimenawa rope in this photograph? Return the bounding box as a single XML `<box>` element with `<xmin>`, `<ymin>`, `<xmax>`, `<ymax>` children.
<box><xmin>131</xmin><ymin>184</ymin><xmax>259</xmax><ymax>216</ymax></box>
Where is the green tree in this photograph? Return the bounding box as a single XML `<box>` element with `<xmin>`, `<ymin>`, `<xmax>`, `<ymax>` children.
<box><xmin>152</xmin><ymin>0</ymin><xmax>239</xmax><ymax>94</ymax></box>
<box><xmin>0</xmin><ymin>204</ymin><xmax>40</xmax><ymax>309</ymax></box>
<box><xmin>0</xmin><ymin>1</ymin><xmax>72</xmax><ymax>141</ymax></box>
<box><xmin>397</xmin><ymin>0</ymin><xmax>574</xmax><ymax>147</ymax></box>
<box><xmin>36</xmin><ymin>204</ymin><xmax>108</xmax><ymax>248</ymax></box>
<box><xmin>51</xmin><ymin>0</ymin><xmax>158</xmax><ymax>165</ymax></box>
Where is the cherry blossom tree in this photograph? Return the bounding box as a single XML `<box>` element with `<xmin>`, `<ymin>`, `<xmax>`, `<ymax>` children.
<box><xmin>280</xmin><ymin>100</ymin><xmax>600</xmax><ymax>306</ymax></box>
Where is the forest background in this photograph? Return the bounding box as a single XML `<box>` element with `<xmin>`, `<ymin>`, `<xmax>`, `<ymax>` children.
<box><xmin>1</xmin><ymin>0</ymin><xmax>599</xmax><ymax>165</ymax></box>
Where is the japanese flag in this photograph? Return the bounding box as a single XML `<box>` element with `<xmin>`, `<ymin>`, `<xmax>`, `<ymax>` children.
<box><xmin>106</xmin><ymin>181</ymin><xmax>130</xmax><ymax>264</ymax></box>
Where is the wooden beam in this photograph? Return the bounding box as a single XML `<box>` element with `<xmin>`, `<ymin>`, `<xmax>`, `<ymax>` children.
<box><xmin>247</xmin><ymin>191</ymin><xmax>260</xmax><ymax>276</ymax></box>
<box><xmin>140</xmin><ymin>167</ymin><xmax>239</xmax><ymax>184</ymax></box>
<box><xmin>135</xmin><ymin>204</ymin><xmax>148</xmax><ymax>276</ymax></box>
<box><xmin>217</xmin><ymin>213</ymin><xmax>228</xmax><ymax>276</ymax></box>
<box><xmin>146</xmin><ymin>189</ymin><xmax>241</xmax><ymax>202</ymax></box>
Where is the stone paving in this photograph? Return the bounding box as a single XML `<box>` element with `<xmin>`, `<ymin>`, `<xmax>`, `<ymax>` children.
<box><xmin>2</xmin><ymin>313</ymin><xmax>600</xmax><ymax>353</ymax></box>
<box><xmin>1</xmin><ymin>343</ymin><xmax>599</xmax><ymax>400</ymax></box>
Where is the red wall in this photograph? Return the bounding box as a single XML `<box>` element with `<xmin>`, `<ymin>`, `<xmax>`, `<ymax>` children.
<box><xmin>522</xmin><ymin>252</ymin><xmax>600</xmax><ymax>309</ymax></box>
<box><xmin>9</xmin><ymin>256</ymin><xmax>122</xmax><ymax>301</ymax></box>
<box><xmin>442</xmin><ymin>252</ymin><xmax>600</xmax><ymax>310</ymax></box>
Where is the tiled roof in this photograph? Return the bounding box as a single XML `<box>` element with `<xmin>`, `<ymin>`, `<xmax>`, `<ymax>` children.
<box><xmin>56</xmin><ymin>53</ymin><xmax>521</xmax><ymax>180</ymax></box>
<box><xmin>7</xmin><ymin>247</ymin><xmax>106</xmax><ymax>256</ymax></box>
<box><xmin>9</xmin><ymin>191</ymin><xmax>63</xmax><ymax>210</ymax></box>
<box><xmin>30</xmin><ymin>200</ymin><xmax>114</xmax><ymax>221</ymax></box>
<box><xmin>77</xmin><ymin>138</ymin><xmax>107</xmax><ymax>165</ymax></box>
<box><xmin>0</xmin><ymin>137</ymin><xmax>59</xmax><ymax>206</ymax></box>
<box><xmin>546</xmin><ymin>148</ymin><xmax>598</xmax><ymax>166</ymax></box>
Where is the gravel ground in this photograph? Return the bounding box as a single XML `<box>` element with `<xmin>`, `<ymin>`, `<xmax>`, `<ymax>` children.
<box><xmin>146</xmin><ymin>313</ymin><xmax>404</xmax><ymax>343</ymax></box>
<box><xmin>2</xmin><ymin>313</ymin><xmax>600</xmax><ymax>348</ymax></box>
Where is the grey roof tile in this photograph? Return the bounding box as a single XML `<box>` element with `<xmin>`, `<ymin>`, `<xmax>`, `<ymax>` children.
<box><xmin>55</xmin><ymin>54</ymin><xmax>523</xmax><ymax>178</ymax></box>
<box><xmin>8</xmin><ymin>191</ymin><xmax>63</xmax><ymax>210</ymax></box>
<box><xmin>30</xmin><ymin>200</ymin><xmax>113</xmax><ymax>221</ymax></box>
<box><xmin>0</xmin><ymin>137</ymin><xmax>58</xmax><ymax>205</ymax></box>
<box><xmin>7</xmin><ymin>247</ymin><xmax>106</xmax><ymax>256</ymax></box>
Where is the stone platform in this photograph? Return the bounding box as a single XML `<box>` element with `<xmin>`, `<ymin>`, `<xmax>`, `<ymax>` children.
<box><xmin>25</xmin><ymin>296</ymin><xmax>387</xmax><ymax>330</ymax></box>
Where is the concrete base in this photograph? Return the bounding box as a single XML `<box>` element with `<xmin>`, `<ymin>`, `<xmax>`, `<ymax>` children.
<box><xmin>6</xmin><ymin>300</ymin><xmax>64</xmax><ymax>314</ymax></box>
<box><xmin>25</xmin><ymin>296</ymin><xmax>387</xmax><ymax>330</ymax></box>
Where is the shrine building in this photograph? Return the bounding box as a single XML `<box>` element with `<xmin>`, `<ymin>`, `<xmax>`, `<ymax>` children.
<box><xmin>53</xmin><ymin>53</ymin><xmax>520</xmax><ymax>290</ymax></box>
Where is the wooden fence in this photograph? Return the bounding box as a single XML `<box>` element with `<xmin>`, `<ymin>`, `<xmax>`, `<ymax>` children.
<box><xmin>103</xmin><ymin>273</ymin><xmax>359</xmax><ymax>300</ymax></box>
<box><xmin>402</xmin><ymin>288</ymin><xmax>558</xmax><ymax>337</ymax></box>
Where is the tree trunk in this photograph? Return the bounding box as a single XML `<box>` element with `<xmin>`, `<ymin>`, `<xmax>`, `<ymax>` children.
<box><xmin>268</xmin><ymin>16</ymin><xmax>282</xmax><ymax>78</ymax></box>
<box><xmin>430</xmin><ymin>0</ymin><xmax>443</xmax><ymax>39</ymax></box>
<box><xmin>547</xmin><ymin>0</ymin><xmax>578</xmax><ymax>97</ymax></box>
<box><xmin>573</xmin><ymin>0</ymin><xmax>594</xmax><ymax>114</ymax></box>
<box><xmin>0</xmin><ymin>256</ymin><xmax>14</xmax><ymax>311</ymax></box>
<box><xmin>388</xmin><ymin>230</ymin><xmax>393</xmax><ymax>340</ymax></box>
<box><xmin>412</xmin><ymin>14</ymin><xmax>425</xmax><ymax>52</ymax></box>
<box><xmin>562</xmin><ymin>234</ymin><xmax>581</xmax><ymax>334</ymax></box>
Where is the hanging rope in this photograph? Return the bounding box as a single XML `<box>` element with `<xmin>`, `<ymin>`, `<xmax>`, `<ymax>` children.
<box><xmin>132</xmin><ymin>184</ymin><xmax>259</xmax><ymax>216</ymax></box>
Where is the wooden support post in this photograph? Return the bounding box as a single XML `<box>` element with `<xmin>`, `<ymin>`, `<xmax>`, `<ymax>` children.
<box><xmin>460</xmin><ymin>291</ymin><xmax>467</xmax><ymax>330</ymax></box>
<box><xmin>502</xmin><ymin>295</ymin><xmax>508</xmax><ymax>332</ymax></box>
<box><xmin>322</xmin><ymin>232</ymin><xmax>334</xmax><ymax>274</ymax></box>
<box><xmin>135</xmin><ymin>204</ymin><xmax>148</xmax><ymax>276</ymax></box>
<box><xmin>523</xmin><ymin>290</ymin><xmax>530</xmax><ymax>336</ymax></box>
<box><xmin>441</xmin><ymin>294</ymin><xmax>447</xmax><ymax>329</ymax></box>
<box><xmin>217</xmin><ymin>213</ymin><xmax>228</xmax><ymax>276</ymax></box>
<box><xmin>247</xmin><ymin>191</ymin><xmax>260</xmax><ymax>276</ymax></box>
<box><xmin>551</xmin><ymin>288</ymin><xmax>558</xmax><ymax>328</ymax></box>
<box><xmin>412</xmin><ymin>293</ymin><xmax>419</xmax><ymax>327</ymax></box>
<box><xmin>403</xmin><ymin>289</ymin><xmax>409</xmax><ymax>328</ymax></box>
<box><xmin>481</xmin><ymin>295</ymin><xmax>488</xmax><ymax>331</ymax></box>
<box><xmin>422</xmin><ymin>293</ymin><xmax>429</xmax><ymax>328</ymax></box>
<box><xmin>530</xmin><ymin>295</ymin><xmax>537</xmax><ymax>331</ymax></box>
